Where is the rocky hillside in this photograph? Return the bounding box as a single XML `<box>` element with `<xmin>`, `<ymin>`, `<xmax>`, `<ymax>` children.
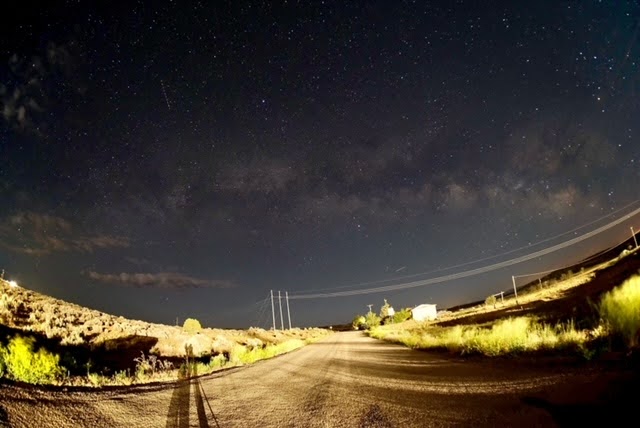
<box><xmin>0</xmin><ymin>278</ymin><xmax>328</xmax><ymax>374</ymax></box>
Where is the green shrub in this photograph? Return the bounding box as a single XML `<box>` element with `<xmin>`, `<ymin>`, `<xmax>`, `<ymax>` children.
<box><xmin>112</xmin><ymin>370</ymin><xmax>132</xmax><ymax>386</ymax></box>
<box><xmin>485</xmin><ymin>295</ymin><xmax>497</xmax><ymax>308</ymax></box>
<box><xmin>392</xmin><ymin>308</ymin><xmax>412</xmax><ymax>324</ymax></box>
<box><xmin>370</xmin><ymin>316</ymin><xmax>587</xmax><ymax>356</ymax></box>
<box><xmin>3</xmin><ymin>335</ymin><xmax>64</xmax><ymax>384</ymax></box>
<box><xmin>599</xmin><ymin>275</ymin><xmax>640</xmax><ymax>347</ymax></box>
<box><xmin>208</xmin><ymin>354</ymin><xmax>227</xmax><ymax>370</ymax></box>
<box><xmin>364</xmin><ymin>312</ymin><xmax>381</xmax><ymax>329</ymax></box>
<box><xmin>88</xmin><ymin>372</ymin><xmax>107</xmax><ymax>387</ymax></box>
<box><xmin>183</xmin><ymin>318</ymin><xmax>202</xmax><ymax>334</ymax></box>
<box><xmin>352</xmin><ymin>315</ymin><xmax>366</xmax><ymax>330</ymax></box>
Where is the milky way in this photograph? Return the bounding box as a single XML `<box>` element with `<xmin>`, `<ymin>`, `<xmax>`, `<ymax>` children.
<box><xmin>1</xmin><ymin>1</ymin><xmax>639</xmax><ymax>327</ymax></box>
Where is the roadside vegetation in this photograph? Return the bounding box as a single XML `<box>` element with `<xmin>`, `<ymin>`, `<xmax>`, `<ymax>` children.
<box><xmin>0</xmin><ymin>322</ymin><xmax>328</xmax><ymax>387</ymax></box>
<box><xmin>369</xmin><ymin>316</ymin><xmax>590</xmax><ymax>357</ymax></box>
<box><xmin>364</xmin><ymin>272</ymin><xmax>640</xmax><ymax>358</ymax></box>
<box><xmin>599</xmin><ymin>275</ymin><xmax>640</xmax><ymax>348</ymax></box>
<box><xmin>0</xmin><ymin>335</ymin><xmax>64</xmax><ymax>384</ymax></box>
<box><xmin>352</xmin><ymin>299</ymin><xmax>412</xmax><ymax>331</ymax></box>
<box><xmin>0</xmin><ymin>279</ymin><xmax>331</xmax><ymax>387</ymax></box>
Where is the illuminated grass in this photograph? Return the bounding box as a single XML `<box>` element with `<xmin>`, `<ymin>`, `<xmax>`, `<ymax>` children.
<box><xmin>0</xmin><ymin>335</ymin><xmax>64</xmax><ymax>384</ymax></box>
<box><xmin>53</xmin><ymin>337</ymin><xmax>321</xmax><ymax>387</ymax></box>
<box><xmin>230</xmin><ymin>339</ymin><xmax>307</xmax><ymax>365</ymax></box>
<box><xmin>0</xmin><ymin>278</ymin><xmax>333</xmax><ymax>387</ymax></box>
<box><xmin>370</xmin><ymin>316</ymin><xmax>588</xmax><ymax>356</ymax></box>
<box><xmin>599</xmin><ymin>275</ymin><xmax>640</xmax><ymax>347</ymax></box>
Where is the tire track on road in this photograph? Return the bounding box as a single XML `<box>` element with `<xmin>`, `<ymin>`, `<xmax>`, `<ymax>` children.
<box><xmin>0</xmin><ymin>332</ymin><xmax>636</xmax><ymax>427</ymax></box>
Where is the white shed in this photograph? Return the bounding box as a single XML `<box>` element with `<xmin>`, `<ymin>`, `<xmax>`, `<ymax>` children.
<box><xmin>412</xmin><ymin>304</ymin><xmax>437</xmax><ymax>321</ymax></box>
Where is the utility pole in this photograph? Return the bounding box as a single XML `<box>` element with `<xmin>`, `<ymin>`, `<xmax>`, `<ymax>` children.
<box><xmin>285</xmin><ymin>291</ymin><xmax>292</xmax><ymax>329</ymax></box>
<box><xmin>278</xmin><ymin>290</ymin><xmax>284</xmax><ymax>330</ymax></box>
<box><xmin>367</xmin><ymin>304</ymin><xmax>373</xmax><ymax>314</ymax></box>
<box><xmin>631</xmin><ymin>226</ymin><xmax>638</xmax><ymax>249</ymax></box>
<box><xmin>511</xmin><ymin>275</ymin><xmax>519</xmax><ymax>306</ymax></box>
<box><xmin>270</xmin><ymin>290</ymin><xmax>276</xmax><ymax>331</ymax></box>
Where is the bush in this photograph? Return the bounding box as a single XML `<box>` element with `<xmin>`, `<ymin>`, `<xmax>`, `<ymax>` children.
<box><xmin>183</xmin><ymin>318</ymin><xmax>202</xmax><ymax>334</ymax></box>
<box><xmin>370</xmin><ymin>316</ymin><xmax>587</xmax><ymax>356</ymax></box>
<box><xmin>599</xmin><ymin>275</ymin><xmax>640</xmax><ymax>347</ymax></box>
<box><xmin>2</xmin><ymin>335</ymin><xmax>64</xmax><ymax>384</ymax></box>
<box><xmin>208</xmin><ymin>354</ymin><xmax>227</xmax><ymax>370</ymax></box>
<box><xmin>133</xmin><ymin>352</ymin><xmax>173</xmax><ymax>382</ymax></box>
<box><xmin>392</xmin><ymin>308</ymin><xmax>412</xmax><ymax>324</ymax></box>
<box><xmin>485</xmin><ymin>295</ymin><xmax>497</xmax><ymax>308</ymax></box>
<box><xmin>364</xmin><ymin>312</ymin><xmax>381</xmax><ymax>329</ymax></box>
<box><xmin>352</xmin><ymin>315</ymin><xmax>366</xmax><ymax>330</ymax></box>
<box><xmin>112</xmin><ymin>370</ymin><xmax>132</xmax><ymax>386</ymax></box>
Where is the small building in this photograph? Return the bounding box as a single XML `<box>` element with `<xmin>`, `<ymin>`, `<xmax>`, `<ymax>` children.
<box><xmin>411</xmin><ymin>304</ymin><xmax>438</xmax><ymax>322</ymax></box>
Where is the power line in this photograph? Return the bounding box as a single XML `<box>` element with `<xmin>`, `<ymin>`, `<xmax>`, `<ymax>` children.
<box><xmin>259</xmin><ymin>298</ymin><xmax>274</xmax><ymax>329</ymax></box>
<box><xmin>512</xmin><ymin>230</ymin><xmax>639</xmax><ymax>279</ymax></box>
<box><xmin>291</xmin><ymin>200</ymin><xmax>640</xmax><ymax>295</ymax></box>
<box><xmin>289</xmin><ymin>204</ymin><xmax>640</xmax><ymax>299</ymax></box>
<box><xmin>250</xmin><ymin>296</ymin><xmax>271</xmax><ymax>329</ymax></box>
<box><xmin>513</xmin><ymin>268</ymin><xmax>565</xmax><ymax>279</ymax></box>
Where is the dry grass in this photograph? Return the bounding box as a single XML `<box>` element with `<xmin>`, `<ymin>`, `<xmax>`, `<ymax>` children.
<box><xmin>440</xmin><ymin>267</ymin><xmax>598</xmax><ymax>325</ymax></box>
<box><xmin>599</xmin><ymin>275</ymin><xmax>640</xmax><ymax>347</ymax></box>
<box><xmin>369</xmin><ymin>250</ymin><xmax>640</xmax><ymax>358</ymax></box>
<box><xmin>370</xmin><ymin>316</ymin><xmax>588</xmax><ymax>356</ymax></box>
<box><xmin>0</xmin><ymin>279</ymin><xmax>331</xmax><ymax>386</ymax></box>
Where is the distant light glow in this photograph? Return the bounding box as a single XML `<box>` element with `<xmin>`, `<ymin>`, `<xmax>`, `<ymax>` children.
<box><xmin>8</xmin><ymin>280</ymin><xmax>18</xmax><ymax>288</ymax></box>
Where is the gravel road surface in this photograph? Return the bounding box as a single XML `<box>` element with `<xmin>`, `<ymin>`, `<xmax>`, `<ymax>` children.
<box><xmin>0</xmin><ymin>331</ymin><xmax>635</xmax><ymax>427</ymax></box>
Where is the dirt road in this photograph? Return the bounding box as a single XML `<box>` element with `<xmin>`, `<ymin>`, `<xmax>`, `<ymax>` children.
<box><xmin>0</xmin><ymin>331</ymin><xmax>636</xmax><ymax>427</ymax></box>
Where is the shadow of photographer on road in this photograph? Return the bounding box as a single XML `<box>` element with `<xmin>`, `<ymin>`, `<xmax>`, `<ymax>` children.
<box><xmin>166</xmin><ymin>343</ymin><xmax>220</xmax><ymax>428</ymax></box>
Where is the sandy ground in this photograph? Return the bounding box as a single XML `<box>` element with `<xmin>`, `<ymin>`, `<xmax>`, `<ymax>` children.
<box><xmin>0</xmin><ymin>331</ymin><xmax>636</xmax><ymax>428</ymax></box>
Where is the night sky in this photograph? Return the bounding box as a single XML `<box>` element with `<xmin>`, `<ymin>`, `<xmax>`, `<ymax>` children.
<box><xmin>1</xmin><ymin>1</ymin><xmax>639</xmax><ymax>328</ymax></box>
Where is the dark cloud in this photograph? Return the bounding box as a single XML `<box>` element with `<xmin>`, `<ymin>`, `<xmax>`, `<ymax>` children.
<box><xmin>85</xmin><ymin>271</ymin><xmax>237</xmax><ymax>289</ymax></box>
<box><xmin>0</xmin><ymin>212</ymin><xmax>129</xmax><ymax>255</ymax></box>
